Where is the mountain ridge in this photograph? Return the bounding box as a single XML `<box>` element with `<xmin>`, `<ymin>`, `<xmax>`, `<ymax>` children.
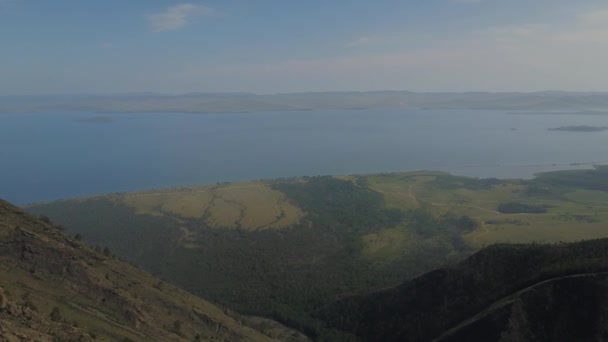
<box><xmin>3</xmin><ymin>91</ymin><xmax>608</xmax><ymax>113</ymax></box>
<box><xmin>317</xmin><ymin>239</ymin><xmax>608</xmax><ymax>341</ymax></box>
<box><xmin>434</xmin><ymin>271</ymin><xmax>608</xmax><ymax>341</ymax></box>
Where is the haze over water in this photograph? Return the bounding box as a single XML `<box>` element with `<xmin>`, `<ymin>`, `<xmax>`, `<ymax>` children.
<box><xmin>2</xmin><ymin>109</ymin><xmax>607</xmax><ymax>204</ymax></box>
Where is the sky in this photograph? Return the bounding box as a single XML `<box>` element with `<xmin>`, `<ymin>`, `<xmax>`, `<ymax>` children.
<box><xmin>1</xmin><ymin>0</ymin><xmax>608</xmax><ymax>94</ymax></box>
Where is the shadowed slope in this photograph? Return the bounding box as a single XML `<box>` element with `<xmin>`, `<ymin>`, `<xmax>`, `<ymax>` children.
<box><xmin>318</xmin><ymin>239</ymin><xmax>608</xmax><ymax>342</ymax></box>
<box><xmin>0</xmin><ymin>198</ymin><xmax>285</xmax><ymax>341</ymax></box>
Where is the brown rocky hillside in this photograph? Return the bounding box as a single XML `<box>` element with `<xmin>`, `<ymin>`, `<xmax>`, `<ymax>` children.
<box><xmin>0</xmin><ymin>198</ymin><xmax>297</xmax><ymax>341</ymax></box>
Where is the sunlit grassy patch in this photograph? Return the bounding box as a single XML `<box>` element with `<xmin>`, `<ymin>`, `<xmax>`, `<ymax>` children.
<box><xmin>366</xmin><ymin>172</ymin><xmax>608</xmax><ymax>249</ymax></box>
<box><xmin>206</xmin><ymin>197</ymin><xmax>243</xmax><ymax>228</ymax></box>
<box><xmin>160</xmin><ymin>190</ymin><xmax>214</xmax><ymax>218</ymax></box>
<box><xmin>119</xmin><ymin>182</ymin><xmax>303</xmax><ymax>230</ymax></box>
<box><xmin>362</xmin><ymin>227</ymin><xmax>416</xmax><ymax>260</ymax></box>
<box><xmin>122</xmin><ymin>192</ymin><xmax>165</xmax><ymax>216</ymax></box>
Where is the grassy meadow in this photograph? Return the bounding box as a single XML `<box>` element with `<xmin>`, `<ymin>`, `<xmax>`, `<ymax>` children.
<box><xmin>119</xmin><ymin>182</ymin><xmax>303</xmax><ymax>230</ymax></box>
<box><xmin>364</xmin><ymin>170</ymin><xmax>608</xmax><ymax>250</ymax></box>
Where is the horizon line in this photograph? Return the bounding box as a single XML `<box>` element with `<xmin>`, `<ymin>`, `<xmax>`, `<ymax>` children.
<box><xmin>2</xmin><ymin>90</ymin><xmax>608</xmax><ymax>98</ymax></box>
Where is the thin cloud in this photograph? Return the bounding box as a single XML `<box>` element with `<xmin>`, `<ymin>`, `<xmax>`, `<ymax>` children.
<box><xmin>175</xmin><ymin>7</ymin><xmax>608</xmax><ymax>93</ymax></box>
<box><xmin>578</xmin><ymin>9</ymin><xmax>608</xmax><ymax>27</ymax></box>
<box><xmin>344</xmin><ymin>34</ymin><xmax>410</xmax><ymax>48</ymax></box>
<box><xmin>552</xmin><ymin>8</ymin><xmax>608</xmax><ymax>43</ymax></box>
<box><xmin>346</xmin><ymin>36</ymin><xmax>372</xmax><ymax>47</ymax></box>
<box><xmin>450</xmin><ymin>0</ymin><xmax>483</xmax><ymax>4</ymax></box>
<box><xmin>473</xmin><ymin>24</ymin><xmax>549</xmax><ymax>40</ymax></box>
<box><xmin>147</xmin><ymin>3</ymin><xmax>213</xmax><ymax>32</ymax></box>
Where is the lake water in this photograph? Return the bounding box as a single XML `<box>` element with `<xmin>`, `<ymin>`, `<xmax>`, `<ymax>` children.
<box><xmin>1</xmin><ymin>109</ymin><xmax>607</xmax><ymax>204</ymax></box>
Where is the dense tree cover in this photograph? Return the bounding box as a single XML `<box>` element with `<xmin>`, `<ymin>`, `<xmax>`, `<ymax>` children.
<box><xmin>317</xmin><ymin>239</ymin><xmax>608</xmax><ymax>341</ymax></box>
<box><xmin>28</xmin><ymin>198</ymin><xmax>182</xmax><ymax>275</ymax></box>
<box><xmin>528</xmin><ymin>165</ymin><xmax>608</xmax><ymax>193</ymax></box>
<box><xmin>272</xmin><ymin>176</ymin><xmax>404</xmax><ymax>232</ymax></box>
<box><xmin>29</xmin><ymin>177</ymin><xmax>477</xmax><ymax>340</ymax></box>
<box><xmin>429</xmin><ymin>175</ymin><xmax>507</xmax><ymax>190</ymax></box>
<box><xmin>405</xmin><ymin>209</ymin><xmax>477</xmax><ymax>238</ymax></box>
<box><xmin>497</xmin><ymin>202</ymin><xmax>549</xmax><ymax>214</ymax></box>
<box><xmin>438</xmin><ymin>273</ymin><xmax>608</xmax><ymax>342</ymax></box>
<box><xmin>557</xmin><ymin>213</ymin><xmax>599</xmax><ymax>223</ymax></box>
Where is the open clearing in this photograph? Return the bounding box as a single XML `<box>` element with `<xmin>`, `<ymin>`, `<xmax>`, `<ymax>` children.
<box><xmin>119</xmin><ymin>182</ymin><xmax>303</xmax><ymax>230</ymax></box>
<box><xmin>34</xmin><ymin>169</ymin><xmax>608</xmax><ymax>258</ymax></box>
<box><xmin>364</xmin><ymin>171</ymin><xmax>608</xmax><ymax>249</ymax></box>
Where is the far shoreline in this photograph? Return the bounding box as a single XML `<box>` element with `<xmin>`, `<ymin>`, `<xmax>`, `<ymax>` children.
<box><xmin>20</xmin><ymin>163</ymin><xmax>607</xmax><ymax>208</ymax></box>
<box><xmin>548</xmin><ymin>125</ymin><xmax>608</xmax><ymax>132</ymax></box>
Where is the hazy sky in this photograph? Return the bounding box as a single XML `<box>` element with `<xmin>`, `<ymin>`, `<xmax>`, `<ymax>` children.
<box><xmin>1</xmin><ymin>0</ymin><xmax>608</xmax><ymax>94</ymax></box>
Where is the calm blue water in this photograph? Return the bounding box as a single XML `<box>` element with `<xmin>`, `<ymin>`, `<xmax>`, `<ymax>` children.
<box><xmin>1</xmin><ymin>109</ymin><xmax>607</xmax><ymax>204</ymax></box>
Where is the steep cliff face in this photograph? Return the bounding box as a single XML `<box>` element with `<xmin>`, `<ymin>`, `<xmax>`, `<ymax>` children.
<box><xmin>0</xmin><ymin>199</ymin><xmax>283</xmax><ymax>341</ymax></box>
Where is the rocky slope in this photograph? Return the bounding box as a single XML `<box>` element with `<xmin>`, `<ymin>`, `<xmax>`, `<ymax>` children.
<box><xmin>0</xmin><ymin>198</ymin><xmax>296</xmax><ymax>341</ymax></box>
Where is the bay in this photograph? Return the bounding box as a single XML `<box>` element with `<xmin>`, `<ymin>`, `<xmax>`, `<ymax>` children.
<box><xmin>1</xmin><ymin>109</ymin><xmax>607</xmax><ymax>204</ymax></box>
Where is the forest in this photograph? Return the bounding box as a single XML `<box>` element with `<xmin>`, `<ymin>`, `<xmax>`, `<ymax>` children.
<box><xmin>27</xmin><ymin>168</ymin><xmax>608</xmax><ymax>340</ymax></box>
<box><xmin>318</xmin><ymin>238</ymin><xmax>608</xmax><ymax>341</ymax></box>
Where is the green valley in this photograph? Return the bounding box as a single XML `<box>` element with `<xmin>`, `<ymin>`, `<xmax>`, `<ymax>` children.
<box><xmin>27</xmin><ymin>166</ymin><xmax>608</xmax><ymax>340</ymax></box>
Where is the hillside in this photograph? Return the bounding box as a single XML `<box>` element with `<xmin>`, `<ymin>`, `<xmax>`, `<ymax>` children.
<box><xmin>3</xmin><ymin>91</ymin><xmax>608</xmax><ymax>114</ymax></box>
<box><xmin>317</xmin><ymin>239</ymin><xmax>608</xmax><ymax>341</ymax></box>
<box><xmin>28</xmin><ymin>176</ymin><xmax>476</xmax><ymax>338</ymax></box>
<box><xmin>27</xmin><ymin>167</ymin><xmax>608</xmax><ymax>339</ymax></box>
<box><xmin>0</xmin><ymin>198</ymin><xmax>301</xmax><ymax>341</ymax></box>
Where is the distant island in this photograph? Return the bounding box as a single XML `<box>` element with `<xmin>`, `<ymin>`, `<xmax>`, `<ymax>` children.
<box><xmin>548</xmin><ymin>125</ymin><xmax>608</xmax><ymax>132</ymax></box>
<box><xmin>510</xmin><ymin>110</ymin><xmax>608</xmax><ymax>116</ymax></box>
